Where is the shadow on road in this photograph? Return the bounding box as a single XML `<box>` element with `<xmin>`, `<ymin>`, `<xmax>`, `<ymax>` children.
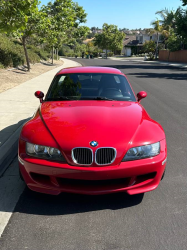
<box><xmin>101</xmin><ymin>63</ymin><xmax>187</xmax><ymax>72</ymax></box>
<box><xmin>14</xmin><ymin>186</ymin><xmax>144</xmax><ymax>216</ymax></box>
<box><xmin>126</xmin><ymin>72</ymin><xmax>187</xmax><ymax>81</ymax></box>
<box><xmin>72</xmin><ymin>58</ymin><xmax>187</xmax><ymax>71</ymax></box>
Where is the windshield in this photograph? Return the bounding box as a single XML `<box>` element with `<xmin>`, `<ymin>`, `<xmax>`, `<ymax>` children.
<box><xmin>45</xmin><ymin>73</ymin><xmax>136</xmax><ymax>101</ymax></box>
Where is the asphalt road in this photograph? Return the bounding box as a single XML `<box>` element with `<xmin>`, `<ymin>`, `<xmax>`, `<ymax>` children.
<box><xmin>1</xmin><ymin>58</ymin><xmax>187</xmax><ymax>250</ymax></box>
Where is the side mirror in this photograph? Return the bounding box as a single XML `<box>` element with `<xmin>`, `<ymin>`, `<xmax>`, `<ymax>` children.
<box><xmin>35</xmin><ymin>91</ymin><xmax>44</xmax><ymax>103</ymax></box>
<box><xmin>137</xmin><ymin>91</ymin><xmax>147</xmax><ymax>102</ymax></box>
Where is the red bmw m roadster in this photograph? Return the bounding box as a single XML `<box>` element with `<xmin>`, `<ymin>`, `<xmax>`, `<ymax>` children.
<box><xmin>18</xmin><ymin>66</ymin><xmax>167</xmax><ymax>195</ymax></box>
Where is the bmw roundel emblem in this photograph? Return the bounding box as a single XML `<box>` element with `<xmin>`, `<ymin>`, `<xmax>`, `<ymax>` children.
<box><xmin>90</xmin><ymin>141</ymin><xmax>98</xmax><ymax>147</ymax></box>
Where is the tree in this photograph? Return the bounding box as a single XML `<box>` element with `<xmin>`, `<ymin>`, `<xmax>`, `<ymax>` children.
<box><xmin>166</xmin><ymin>31</ymin><xmax>182</xmax><ymax>52</ymax></box>
<box><xmin>0</xmin><ymin>0</ymin><xmax>44</xmax><ymax>71</ymax></box>
<box><xmin>42</xmin><ymin>0</ymin><xmax>87</xmax><ymax>63</ymax></box>
<box><xmin>181</xmin><ymin>0</ymin><xmax>187</xmax><ymax>6</ymax></box>
<box><xmin>143</xmin><ymin>40</ymin><xmax>156</xmax><ymax>60</ymax></box>
<box><xmin>94</xmin><ymin>23</ymin><xmax>125</xmax><ymax>58</ymax></box>
<box><xmin>0</xmin><ymin>0</ymin><xmax>87</xmax><ymax>70</ymax></box>
<box><xmin>155</xmin><ymin>8</ymin><xmax>176</xmax><ymax>31</ymax></box>
<box><xmin>175</xmin><ymin>7</ymin><xmax>187</xmax><ymax>47</ymax></box>
<box><xmin>150</xmin><ymin>19</ymin><xmax>164</xmax><ymax>59</ymax></box>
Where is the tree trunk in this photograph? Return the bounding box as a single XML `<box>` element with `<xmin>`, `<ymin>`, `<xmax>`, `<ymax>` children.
<box><xmin>52</xmin><ymin>47</ymin><xmax>54</xmax><ymax>64</ymax></box>
<box><xmin>155</xmin><ymin>32</ymin><xmax>159</xmax><ymax>60</ymax></box>
<box><xmin>57</xmin><ymin>48</ymin><xmax>58</xmax><ymax>60</ymax></box>
<box><xmin>22</xmin><ymin>37</ymin><xmax>30</xmax><ymax>71</ymax></box>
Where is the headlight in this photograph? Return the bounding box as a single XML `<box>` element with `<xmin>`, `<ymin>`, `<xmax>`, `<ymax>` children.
<box><xmin>122</xmin><ymin>142</ymin><xmax>160</xmax><ymax>161</ymax></box>
<box><xmin>26</xmin><ymin>142</ymin><xmax>65</xmax><ymax>162</ymax></box>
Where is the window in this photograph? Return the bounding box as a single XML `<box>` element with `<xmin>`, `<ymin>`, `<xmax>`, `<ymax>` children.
<box><xmin>46</xmin><ymin>73</ymin><xmax>136</xmax><ymax>102</ymax></box>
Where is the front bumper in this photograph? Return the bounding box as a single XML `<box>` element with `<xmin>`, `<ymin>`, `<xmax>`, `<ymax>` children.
<box><xmin>19</xmin><ymin>141</ymin><xmax>167</xmax><ymax>195</ymax></box>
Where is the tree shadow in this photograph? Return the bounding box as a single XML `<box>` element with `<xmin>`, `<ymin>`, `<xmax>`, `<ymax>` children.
<box><xmin>72</xmin><ymin>58</ymin><xmax>187</xmax><ymax>72</ymax></box>
<box><xmin>40</xmin><ymin>61</ymin><xmax>57</xmax><ymax>66</ymax></box>
<box><xmin>126</xmin><ymin>72</ymin><xmax>187</xmax><ymax>81</ymax></box>
<box><xmin>101</xmin><ymin>63</ymin><xmax>187</xmax><ymax>72</ymax></box>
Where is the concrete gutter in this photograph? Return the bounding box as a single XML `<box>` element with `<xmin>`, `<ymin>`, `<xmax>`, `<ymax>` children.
<box><xmin>0</xmin><ymin>58</ymin><xmax>81</xmax><ymax>176</ymax></box>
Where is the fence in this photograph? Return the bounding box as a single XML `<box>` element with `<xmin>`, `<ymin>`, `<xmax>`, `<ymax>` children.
<box><xmin>159</xmin><ymin>50</ymin><xmax>187</xmax><ymax>63</ymax></box>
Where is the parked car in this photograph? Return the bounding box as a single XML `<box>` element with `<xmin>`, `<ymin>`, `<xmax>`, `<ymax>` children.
<box><xmin>18</xmin><ymin>66</ymin><xmax>167</xmax><ymax>195</ymax></box>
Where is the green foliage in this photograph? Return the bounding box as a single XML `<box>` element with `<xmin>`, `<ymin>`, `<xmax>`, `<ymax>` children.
<box><xmin>155</xmin><ymin>8</ymin><xmax>176</xmax><ymax>31</ymax></box>
<box><xmin>0</xmin><ymin>34</ymin><xmax>24</xmax><ymax>67</ymax></box>
<box><xmin>108</xmin><ymin>52</ymin><xmax>114</xmax><ymax>57</ymax></box>
<box><xmin>0</xmin><ymin>0</ymin><xmax>49</xmax><ymax>70</ymax></box>
<box><xmin>143</xmin><ymin>41</ymin><xmax>156</xmax><ymax>60</ymax></box>
<box><xmin>41</xmin><ymin>0</ymin><xmax>87</xmax><ymax>47</ymax></box>
<box><xmin>27</xmin><ymin>45</ymin><xmax>50</xmax><ymax>61</ymax></box>
<box><xmin>94</xmin><ymin>23</ymin><xmax>125</xmax><ymax>55</ymax></box>
<box><xmin>58</xmin><ymin>45</ymin><xmax>74</xmax><ymax>56</ymax></box>
<box><xmin>175</xmin><ymin>7</ymin><xmax>187</xmax><ymax>43</ymax></box>
<box><xmin>0</xmin><ymin>0</ymin><xmax>39</xmax><ymax>33</ymax></box>
<box><xmin>0</xmin><ymin>34</ymin><xmax>48</xmax><ymax>67</ymax></box>
<box><xmin>143</xmin><ymin>40</ymin><xmax>156</xmax><ymax>53</ymax></box>
<box><xmin>27</xmin><ymin>50</ymin><xmax>40</xmax><ymax>63</ymax></box>
<box><xmin>181</xmin><ymin>0</ymin><xmax>187</xmax><ymax>6</ymax></box>
<box><xmin>0</xmin><ymin>0</ymin><xmax>88</xmax><ymax>69</ymax></box>
<box><xmin>166</xmin><ymin>31</ymin><xmax>182</xmax><ymax>52</ymax></box>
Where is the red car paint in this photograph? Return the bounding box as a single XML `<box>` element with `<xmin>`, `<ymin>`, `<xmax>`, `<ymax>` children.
<box><xmin>18</xmin><ymin>67</ymin><xmax>167</xmax><ymax>195</ymax></box>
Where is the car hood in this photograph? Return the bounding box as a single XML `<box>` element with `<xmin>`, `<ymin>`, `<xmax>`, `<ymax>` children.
<box><xmin>40</xmin><ymin>101</ymin><xmax>165</xmax><ymax>163</ymax></box>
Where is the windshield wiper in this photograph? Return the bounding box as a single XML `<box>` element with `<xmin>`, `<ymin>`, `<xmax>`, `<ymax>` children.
<box><xmin>94</xmin><ymin>96</ymin><xmax>115</xmax><ymax>101</ymax></box>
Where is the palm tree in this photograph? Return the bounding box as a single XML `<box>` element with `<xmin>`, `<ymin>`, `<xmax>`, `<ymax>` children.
<box><xmin>146</xmin><ymin>19</ymin><xmax>164</xmax><ymax>59</ymax></box>
<box><xmin>155</xmin><ymin>8</ymin><xmax>176</xmax><ymax>31</ymax></box>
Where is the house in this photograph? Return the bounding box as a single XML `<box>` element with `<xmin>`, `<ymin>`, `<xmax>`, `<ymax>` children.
<box><xmin>122</xmin><ymin>36</ymin><xmax>137</xmax><ymax>56</ymax></box>
<box><xmin>136</xmin><ymin>30</ymin><xmax>163</xmax><ymax>44</ymax></box>
<box><xmin>123</xmin><ymin>31</ymin><xmax>163</xmax><ymax>56</ymax></box>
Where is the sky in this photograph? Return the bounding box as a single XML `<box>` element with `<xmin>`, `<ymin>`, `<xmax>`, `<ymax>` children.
<box><xmin>40</xmin><ymin>0</ymin><xmax>184</xmax><ymax>29</ymax></box>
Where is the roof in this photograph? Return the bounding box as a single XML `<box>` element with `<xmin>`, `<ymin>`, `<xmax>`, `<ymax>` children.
<box><xmin>123</xmin><ymin>36</ymin><xmax>136</xmax><ymax>46</ymax></box>
<box><xmin>57</xmin><ymin>66</ymin><xmax>123</xmax><ymax>75</ymax></box>
<box><xmin>125</xmin><ymin>40</ymin><xmax>140</xmax><ymax>47</ymax></box>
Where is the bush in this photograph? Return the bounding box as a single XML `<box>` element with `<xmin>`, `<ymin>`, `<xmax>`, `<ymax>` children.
<box><xmin>0</xmin><ymin>34</ymin><xmax>42</xmax><ymax>67</ymax></box>
<box><xmin>27</xmin><ymin>45</ymin><xmax>50</xmax><ymax>61</ymax></box>
<box><xmin>0</xmin><ymin>34</ymin><xmax>24</xmax><ymax>67</ymax></box>
<box><xmin>27</xmin><ymin>50</ymin><xmax>40</xmax><ymax>64</ymax></box>
<box><xmin>92</xmin><ymin>51</ymin><xmax>98</xmax><ymax>57</ymax></box>
<box><xmin>107</xmin><ymin>52</ymin><xmax>114</xmax><ymax>57</ymax></box>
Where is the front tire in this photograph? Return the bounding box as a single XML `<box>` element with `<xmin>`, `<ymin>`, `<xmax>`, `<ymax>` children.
<box><xmin>161</xmin><ymin>170</ymin><xmax>165</xmax><ymax>180</ymax></box>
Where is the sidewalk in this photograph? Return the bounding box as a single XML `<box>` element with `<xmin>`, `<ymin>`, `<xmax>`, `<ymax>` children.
<box><xmin>109</xmin><ymin>56</ymin><xmax>187</xmax><ymax>69</ymax></box>
<box><xmin>0</xmin><ymin>58</ymin><xmax>81</xmax><ymax>175</ymax></box>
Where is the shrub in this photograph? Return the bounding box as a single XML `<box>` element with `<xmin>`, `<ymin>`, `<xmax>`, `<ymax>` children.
<box><xmin>107</xmin><ymin>52</ymin><xmax>114</xmax><ymax>57</ymax></box>
<box><xmin>0</xmin><ymin>34</ymin><xmax>46</xmax><ymax>67</ymax></box>
<box><xmin>92</xmin><ymin>51</ymin><xmax>98</xmax><ymax>57</ymax></box>
<box><xmin>27</xmin><ymin>50</ymin><xmax>40</xmax><ymax>64</ymax></box>
<box><xmin>27</xmin><ymin>45</ymin><xmax>50</xmax><ymax>61</ymax></box>
<box><xmin>0</xmin><ymin>34</ymin><xmax>24</xmax><ymax>67</ymax></box>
